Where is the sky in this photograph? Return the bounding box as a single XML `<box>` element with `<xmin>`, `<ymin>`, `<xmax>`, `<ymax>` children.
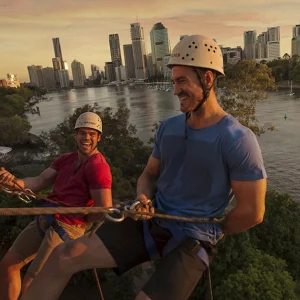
<box><xmin>1</xmin><ymin>0</ymin><xmax>300</xmax><ymax>82</ymax></box>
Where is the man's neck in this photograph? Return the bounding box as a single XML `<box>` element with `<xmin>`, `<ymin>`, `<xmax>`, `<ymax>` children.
<box><xmin>77</xmin><ymin>150</ymin><xmax>99</xmax><ymax>165</ymax></box>
<box><xmin>188</xmin><ymin>105</ymin><xmax>227</xmax><ymax>129</ymax></box>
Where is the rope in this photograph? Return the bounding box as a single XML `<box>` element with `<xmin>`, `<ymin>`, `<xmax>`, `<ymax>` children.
<box><xmin>0</xmin><ymin>183</ymin><xmax>220</xmax><ymax>223</ymax></box>
<box><xmin>0</xmin><ymin>207</ymin><xmax>220</xmax><ymax>223</ymax></box>
<box><xmin>0</xmin><ymin>182</ymin><xmax>74</xmax><ymax>207</ymax></box>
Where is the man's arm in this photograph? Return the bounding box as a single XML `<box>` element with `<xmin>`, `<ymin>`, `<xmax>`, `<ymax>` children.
<box><xmin>134</xmin><ymin>155</ymin><xmax>161</xmax><ymax>220</ymax></box>
<box><xmin>136</xmin><ymin>155</ymin><xmax>161</xmax><ymax>200</ymax></box>
<box><xmin>0</xmin><ymin>167</ymin><xmax>57</xmax><ymax>192</ymax></box>
<box><xmin>84</xmin><ymin>188</ymin><xmax>113</xmax><ymax>223</ymax></box>
<box><xmin>220</xmin><ymin>178</ymin><xmax>266</xmax><ymax>234</ymax></box>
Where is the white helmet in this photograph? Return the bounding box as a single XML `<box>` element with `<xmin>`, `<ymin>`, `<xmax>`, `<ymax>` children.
<box><xmin>167</xmin><ymin>35</ymin><xmax>225</xmax><ymax>77</ymax></box>
<box><xmin>74</xmin><ymin>112</ymin><xmax>102</xmax><ymax>133</ymax></box>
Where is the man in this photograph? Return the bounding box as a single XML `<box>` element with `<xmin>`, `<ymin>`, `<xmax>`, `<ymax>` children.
<box><xmin>0</xmin><ymin>111</ymin><xmax>112</xmax><ymax>300</ymax></box>
<box><xmin>22</xmin><ymin>35</ymin><xmax>266</xmax><ymax>300</ymax></box>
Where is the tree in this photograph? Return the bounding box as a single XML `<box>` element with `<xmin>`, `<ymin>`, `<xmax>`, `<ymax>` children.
<box><xmin>0</xmin><ymin>94</ymin><xmax>25</xmax><ymax>117</ymax></box>
<box><xmin>219</xmin><ymin>60</ymin><xmax>276</xmax><ymax>136</ymax></box>
<box><xmin>290</xmin><ymin>62</ymin><xmax>300</xmax><ymax>82</ymax></box>
<box><xmin>249</xmin><ymin>190</ymin><xmax>300</xmax><ymax>280</ymax></box>
<box><xmin>215</xmin><ymin>249</ymin><xmax>297</xmax><ymax>300</ymax></box>
<box><xmin>0</xmin><ymin>115</ymin><xmax>31</xmax><ymax>146</ymax></box>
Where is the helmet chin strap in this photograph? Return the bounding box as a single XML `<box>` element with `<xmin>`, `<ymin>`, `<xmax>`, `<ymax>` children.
<box><xmin>191</xmin><ymin>68</ymin><xmax>216</xmax><ymax>113</ymax></box>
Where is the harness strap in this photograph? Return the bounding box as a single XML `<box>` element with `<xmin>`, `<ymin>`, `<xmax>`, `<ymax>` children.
<box><xmin>143</xmin><ymin>220</ymin><xmax>210</xmax><ymax>266</ymax></box>
<box><xmin>143</xmin><ymin>220</ymin><xmax>161</xmax><ymax>260</ymax></box>
<box><xmin>36</xmin><ymin>201</ymin><xmax>70</xmax><ymax>242</ymax></box>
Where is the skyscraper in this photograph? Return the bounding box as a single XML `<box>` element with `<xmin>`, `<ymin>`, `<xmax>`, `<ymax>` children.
<box><xmin>293</xmin><ymin>25</ymin><xmax>300</xmax><ymax>38</ymax></box>
<box><xmin>58</xmin><ymin>70</ymin><xmax>70</xmax><ymax>88</ymax></box>
<box><xmin>109</xmin><ymin>34</ymin><xmax>122</xmax><ymax>68</ymax></box>
<box><xmin>91</xmin><ymin>64</ymin><xmax>100</xmax><ymax>79</ymax></box>
<box><xmin>42</xmin><ymin>67</ymin><xmax>56</xmax><ymax>90</ymax></box>
<box><xmin>71</xmin><ymin>60</ymin><xmax>86</xmax><ymax>87</ymax></box>
<box><xmin>292</xmin><ymin>25</ymin><xmax>300</xmax><ymax>56</ymax></box>
<box><xmin>123</xmin><ymin>44</ymin><xmax>136</xmax><ymax>79</ymax></box>
<box><xmin>27</xmin><ymin>65</ymin><xmax>44</xmax><ymax>87</ymax></box>
<box><xmin>52</xmin><ymin>38</ymin><xmax>65</xmax><ymax>69</ymax></box>
<box><xmin>256</xmin><ymin>32</ymin><xmax>268</xmax><ymax>59</ymax></box>
<box><xmin>130</xmin><ymin>22</ymin><xmax>147</xmax><ymax>79</ymax></box>
<box><xmin>291</xmin><ymin>36</ymin><xmax>300</xmax><ymax>56</ymax></box>
<box><xmin>244</xmin><ymin>31</ymin><xmax>257</xmax><ymax>60</ymax></box>
<box><xmin>105</xmin><ymin>62</ymin><xmax>114</xmax><ymax>82</ymax></box>
<box><xmin>52</xmin><ymin>57</ymin><xmax>63</xmax><ymax>86</ymax></box>
<box><xmin>150</xmin><ymin>22</ymin><xmax>170</xmax><ymax>76</ymax></box>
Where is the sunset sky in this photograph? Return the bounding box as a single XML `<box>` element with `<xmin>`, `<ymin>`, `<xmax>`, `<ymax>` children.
<box><xmin>1</xmin><ymin>0</ymin><xmax>300</xmax><ymax>82</ymax></box>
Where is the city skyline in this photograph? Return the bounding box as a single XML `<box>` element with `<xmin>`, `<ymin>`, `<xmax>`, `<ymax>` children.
<box><xmin>1</xmin><ymin>0</ymin><xmax>300</xmax><ymax>81</ymax></box>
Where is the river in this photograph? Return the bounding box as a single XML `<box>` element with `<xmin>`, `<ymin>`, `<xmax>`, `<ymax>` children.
<box><xmin>25</xmin><ymin>86</ymin><xmax>300</xmax><ymax>202</ymax></box>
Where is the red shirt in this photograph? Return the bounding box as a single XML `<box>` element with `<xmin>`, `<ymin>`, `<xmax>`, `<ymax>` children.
<box><xmin>47</xmin><ymin>152</ymin><xmax>112</xmax><ymax>225</ymax></box>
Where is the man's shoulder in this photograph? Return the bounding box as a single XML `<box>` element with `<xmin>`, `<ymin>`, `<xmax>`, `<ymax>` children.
<box><xmin>160</xmin><ymin>113</ymin><xmax>185</xmax><ymax>130</ymax></box>
<box><xmin>163</xmin><ymin>113</ymin><xmax>185</xmax><ymax>124</ymax></box>
<box><xmin>57</xmin><ymin>152</ymin><xmax>77</xmax><ymax>161</ymax></box>
<box><xmin>221</xmin><ymin>115</ymin><xmax>254</xmax><ymax>143</ymax></box>
<box><xmin>88</xmin><ymin>152</ymin><xmax>109</xmax><ymax>166</ymax></box>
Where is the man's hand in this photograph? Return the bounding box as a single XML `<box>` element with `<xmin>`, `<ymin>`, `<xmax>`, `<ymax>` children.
<box><xmin>133</xmin><ymin>194</ymin><xmax>155</xmax><ymax>220</ymax></box>
<box><xmin>0</xmin><ymin>167</ymin><xmax>16</xmax><ymax>186</ymax></box>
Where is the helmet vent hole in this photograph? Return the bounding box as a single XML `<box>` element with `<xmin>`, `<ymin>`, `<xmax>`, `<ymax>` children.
<box><xmin>182</xmin><ymin>57</ymin><xmax>185</xmax><ymax>60</ymax></box>
<box><xmin>213</xmin><ymin>50</ymin><xmax>216</xmax><ymax>53</ymax></box>
<box><xmin>192</xmin><ymin>41</ymin><xmax>195</xmax><ymax>44</ymax></box>
<box><xmin>191</xmin><ymin>58</ymin><xmax>194</xmax><ymax>61</ymax></box>
<box><xmin>195</xmin><ymin>46</ymin><xmax>198</xmax><ymax>49</ymax></box>
<box><xmin>205</xmin><ymin>44</ymin><xmax>208</xmax><ymax>47</ymax></box>
<box><xmin>210</xmin><ymin>45</ymin><xmax>213</xmax><ymax>48</ymax></box>
<box><xmin>208</xmin><ymin>49</ymin><xmax>211</xmax><ymax>52</ymax></box>
<box><xmin>210</xmin><ymin>61</ymin><xmax>212</xmax><ymax>64</ymax></box>
<box><xmin>186</xmin><ymin>54</ymin><xmax>189</xmax><ymax>56</ymax></box>
<box><xmin>188</xmin><ymin>45</ymin><xmax>191</xmax><ymax>48</ymax></box>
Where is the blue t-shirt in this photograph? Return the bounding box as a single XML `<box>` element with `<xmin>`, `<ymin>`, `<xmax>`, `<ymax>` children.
<box><xmin>152</xmin><ymin>113</ymin><xmax>267</xmax><ymax>244</ymax></box>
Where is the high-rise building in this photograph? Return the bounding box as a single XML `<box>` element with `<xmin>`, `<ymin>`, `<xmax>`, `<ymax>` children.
<box><xmin>5</xmin><ymin>74</ymin><xmax>20</xmax><ymax>88</ymax></box>
<box><xmin>150</xmin><ymin>22</ymin><xmax>170</xmax><ymax>76</ymax></box>
<box><xmin>163</xmin><ymin>54</ymin><xmax>171</xmax><ymax>79</ymax></box>
<box><xmin>71</xmin><ymin>60</ymin><xmax>86</xmax><ymax>87</ymax></box>
<box><xmin>115</xmin><ymin>66</ymin><xmax>127</xmax><ymax>81</ymax></box>
<box><xmin>147</xmin><ymin>54</ymin><xmax>154</xmax><ymax>78</ymax></box>
<box><xmin>256</xmin><ymin>32</ymin><xmax>268</xmax><ymax>59</ymax></box>
<box><xmin>109</xmin><ymin>34</ymin><xmax>122</xmax><ymax>81</ymax></box>
<box><xmin>123</xmin><ymin>44</ymin><xmax>136</xmax><ymax>79</ymax></box>
<box><xmin>244</xmin><ymin>31</ymin><xmax>257</xmax><ymax>60</ymax></box>
<box><xmin>64</xmin><ymin>61</ymin><xmax>69</xmax><ymax>70</ymax></box>
<box><xmin>91</xmin><ymin>64</ymin><xmax>100</xmax><ymax>79</ymax></box>
<box><xmin>266</xmin><ymin>41</ymin><xmax>280</xmax><ymax>60</ymax></box>
<box><xmin>252</xmin><ymin>27</ymin><xmax>280</xmax><ymax>60</ymax></box>
<box><xmin>27</xmin><ymin>65</ymin><xmax>44</xmax><ymax>87</ymax></box>
<box><xmin>221</xmin><ymin>47</ymin><xmax>243</xmax><ymax>64</ymax></box>
<box><xmin>130</xmin><ymin>22</ymin><xmax>147</xmax><ymax>79</ymax></box>
<box><xmin>58</xmin><ymin>70</ymin><xmax>70</xmax><ymax>88</ymax></box>
<box><xmin>105</xmin><ymin>62</ymin><xmax>115</xmax><ymax>82</ymax></box>
<box><xmin>52</xmin><ymin>57</ymin><xmax>63</xmax><ymax>86</ymax></box>
<box><xmin>267</xmin><ymin>27</ymin><xmax>280</xmax><ymax>42</ymax></box>
<box><xmin>42</xmin><ymin>67</ymin><xmax>56</xmax><ymax>90</ymax></box>
<box><xmin>52</xmin><ymin>38</ymin><xmax>65</xmax><ymax>69</ymax></box>
<box><xmin>293</xmin><ymin>25</ymin><xmax>300</xmax><ymax>38</ymax></box>
<box><xmin>291</xmin><ymin>36</ymin><xmax>300</xmax><ymax>56</ymax></box>
<box><xmin>266</xmin><ymin>27</ymin><xmax>280</xmax><ymax>59</ymax></box>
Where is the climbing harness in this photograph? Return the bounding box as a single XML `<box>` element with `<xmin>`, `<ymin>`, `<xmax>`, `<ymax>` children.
<box><xmin>0</xmin><ymin>182</ymin><xmax>220</xmax><ymax>300</ymax></box>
